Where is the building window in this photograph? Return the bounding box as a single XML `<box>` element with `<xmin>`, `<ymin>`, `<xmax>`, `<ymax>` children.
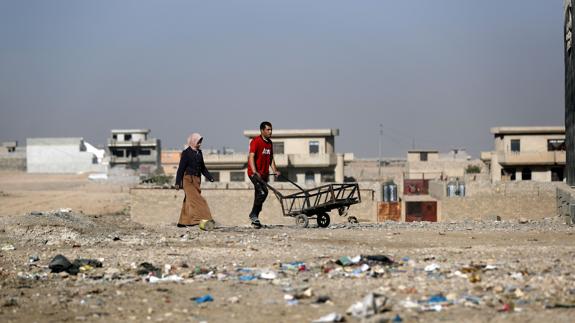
<box><xmin>139</xmin><ymin>149</ymin><xmax>151</xmax><ymax>155</ymax></box>
<box><xmin>210</xmin><ymin>172</ymin><xmax>220</xmax><ymax>182</ymax></box>
<box><xmin>551</xmin><ymin>167</ymin><xmax>565</xmax><ymax>181</ymax></box>
<box><xmin>321</xmin><ymin>171</ymin><xmax>335</xmax><ymax>183</ymax></box>
<box><xmin>501</xmin><ymin>168</ymin><xmax>516</xmax><ymax>181</ymax></box>
<box><xmin>521</xmin><ymin>168</ymin><xmax>532</xmax><ymax>180</ymax></box>
<box><xmin>112</xmin><ymin>134</ymin><xmax>117</xmax><ymax>140</ymax></box>
<box><xmin>547</xmin><ymin>139</ymin><xmax>566</xmax><ymax>151</ymax></box>
<box><xmin>309</xmin><ymin>141</ymin><xmax>319</xmax><ymax>154</ymax></box>
<box><xmin>420</xmin><ymin>152</ymin><xmax>428</xmax><ymax>161</ymax></box>
<box><xmin>113</xmin><ymin>150</ymin><xmax>124</xmax><ymax>157</ymax></box>
<box><xmin>230</xmin><ymin>171</ymin><xmax>245</xmax><ymax>182</ymax></box>
<box><xmin>305</xmin><ymin>171</ymin><xmax>315</xmax><ymax>183</ymax></box>
<box><xmin>510</xmin><ymin>139</ymin><xmax>520</xmax><ymax>152</ymax></box>
<box><xmin>125</xmin><ymin>134</ymin><xmax>132</xmax><ymax>141</ymax></box>
<box><xmin>273</xmin><ymin>142</ymin><xmax>284</xmax><ymax>154</ymax></box>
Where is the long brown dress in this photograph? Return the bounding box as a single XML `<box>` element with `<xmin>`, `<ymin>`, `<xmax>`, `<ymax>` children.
<box><xmin>178</xmin><ymin>175</ymin><xmax>213</xmax><ymax>225</ymax></box>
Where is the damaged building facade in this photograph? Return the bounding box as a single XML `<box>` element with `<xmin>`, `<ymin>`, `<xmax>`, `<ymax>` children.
<box><xmin>107</xmin><ymin>129</ymin><xmax>161</xmax><ymax>172</ymax></box>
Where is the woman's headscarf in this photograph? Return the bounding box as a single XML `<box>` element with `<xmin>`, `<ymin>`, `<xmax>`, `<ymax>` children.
<box><xmin>187</xmin><ymin>133</ymin><xmax>203</xmax><ymax>150</ymax></box>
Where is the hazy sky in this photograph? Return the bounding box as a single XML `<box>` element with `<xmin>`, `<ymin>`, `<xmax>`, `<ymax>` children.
<box><xmin>0</xmin><ymin>0</ymin><xmax>565</xmax><ymax>158</ymax></box>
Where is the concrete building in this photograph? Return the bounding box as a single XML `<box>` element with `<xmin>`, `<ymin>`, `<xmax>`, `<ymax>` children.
<box><xmin>107</xmin><ymin>129</ymin><xmax>161</xmax><ymax>172</ymax></box>
<box><xmin>0</xmin><ymin>141</ymin><xmax>26</xmax><ymax>171</ymax></box>
<box><xmin>406</xmin><ymin>149</ymin><xmax>478</xmax><ymax>180</ymax></box>
<box><xmin>26</xmin><ymin>138</ymin><xmax>105</xmax><ymax>173</ymax></box>
<box><xmin>481</xmin><ymin>127</ymin><xmax>566</xmax><ymax>182</ymax></box>
<box><xmin>161</xmin><ymin>129</ymin><xmax>352</xmax><ymax>183</ymax></box>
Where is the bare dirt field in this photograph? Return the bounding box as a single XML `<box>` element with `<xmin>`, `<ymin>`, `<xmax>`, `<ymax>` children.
<box><xmin>1</xmin><ymin>172</ymin><xmax>575</xmax><ymax>322</ymax></box>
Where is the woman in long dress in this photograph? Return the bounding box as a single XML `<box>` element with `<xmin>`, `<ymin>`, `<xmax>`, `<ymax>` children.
<box><xmin>175</xmin><ymin>133</ymin><xmax>214</xmax><ymax>227</ymax></box>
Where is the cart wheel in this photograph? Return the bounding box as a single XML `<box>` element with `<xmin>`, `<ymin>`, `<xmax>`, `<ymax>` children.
<box><xmin>348</xmin><ymin>216</ymin><xmax>358</xmax><ymax>224</ymax></box>
<box><xmin>338</xmin><ymin>206</ymin><xmax>348</xmax><ymax>216</ymax></box>
<box><xmin>295</xmin><ymin>214</ymin><xmax>309</xmax><ymax>228</ymax></box>
<box><xmin>317</xmin><ymin>212</ymin><xmax>330</xmax><ymax>228</ymax></box>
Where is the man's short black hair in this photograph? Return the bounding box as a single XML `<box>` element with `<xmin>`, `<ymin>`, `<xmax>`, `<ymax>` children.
<box><xmin>260</xmin><ymin>121</ymin><xmax>272</xmax><ymax>130</ymax></box>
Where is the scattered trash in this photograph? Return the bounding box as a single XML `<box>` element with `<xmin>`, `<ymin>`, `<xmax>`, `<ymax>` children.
<box><xmin>239</xmin><ymin>275</ymin><xmax>257</xmax><ymax>281</ymax></box>
<box><xmin>281</xmin><ymin>261</ymin><xmax>306</xmax><ymax>272</ymax></box>
<box><xmin>137</xmin><ymin>262</ymin><xmax>161</xmax><ymax>276</ymax></box>
<box><xmin>498</xmin><ymin>303</ymin><xmax>514</xmax><ymax>312</ymax></box>
<box><xmin>347</xmin><ymin>292</ymin><xmax>388</xmax><ymax>319</ymax></box>
<box><xmin>227</xmin><ymin>296</ymin><xmax>240</xmax><ymax>304</ymax></box>
<box><xmin>1</xmin><ymin>244</ymin><xmax>15</xmax><ymax>251</ymax></box>
<box><xmin>28</xmin><ymin>255</ymin><xmax>40</xmax><ymax>263</ymax></box>
<box><xmin>424</xmin><ymin>264</ymin><xmax>440</xmax><ymax>272</ymax></box>
<box><xmin>363</xmin><ymin>255</ymin><xmax>394</xmax><ymax>266</ymax></box>
<box><xmin>199</xmin><ymin>219</ymin><xmax>215</xmax><ymax>231</ymax></box>
<box><xmin>314</xmin><ymin>296</ymin><xmax>331</xmax><ymax>304</ymax></box>
<box><xmin>48</xmin><ymin>255</ymin><xmax>76</xmax><ymax>274</ymax></box>
<box><xmin>337</xmin><ymin>255</ymin><xmax>361</xmax><ymax>266</ymax></box>
<box><xmin>192</xmin><ymin>294</ymin><xmax>214</xmax><ymax>304</ymax></box>
<box><xmin>148</xmin><ymin>275</ymin><xmax>183</xmax><ymax>283</ymax></box>
<box><xmin>48</xmin><ymin>255</ymin><xmax>103</xmax><ymax>275</ymax></box>
<box><xmin>312</xmin><ymin>312</ymin><xmax>344</xmax><ymax>323</ymax></box>
<box><xmin>259</xmin><ymin>270</ymin><xmax>277</xmax><ymax>280</ymax></box>
<box><xmin>427</xmin><ymin>294</ymin><xmax>447</xmax><ymax>303</ymax></box>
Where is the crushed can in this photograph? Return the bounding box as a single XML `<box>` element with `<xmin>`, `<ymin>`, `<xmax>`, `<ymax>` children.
<box><xmin>199</xmin><ymin>219</ymin><xmax>215</xmax><ymax>231</ymax></box>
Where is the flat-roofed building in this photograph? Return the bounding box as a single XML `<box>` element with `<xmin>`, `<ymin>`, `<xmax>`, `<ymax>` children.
<box><xmin>26</xmin><ymin>137</ymin><xmax>105</xmax><ymax>173</ymax></box>
<box><xmin>481</xmin><ymin>126</ymin><xmax>566</xmax><ymax>182</ymax></box>
<box><xmin>107</xmin><ymin>129</ymin><xmax>161</xmax><ymax>172</ymax></box>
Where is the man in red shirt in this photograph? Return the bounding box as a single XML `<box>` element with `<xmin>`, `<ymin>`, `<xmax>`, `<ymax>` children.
<box><xmin>247</xmin><ymin>121</ymin><xmax>280</xmax><ymax>228</ymax></box>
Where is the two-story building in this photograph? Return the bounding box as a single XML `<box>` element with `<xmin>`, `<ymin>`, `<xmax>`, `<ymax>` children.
<box><xmin>161</xmin><ymin>129</ymin><xmax>352</xmax><ymax>183</ymax></box>
<box><xmin>481</xmin><ymin>126</ymin><xmax>566</xmax><ymax>182</ymax></box>
<box><xmin>107</xmin><ymin>129</ymin><xmax>161</xmax><ymax>172</ymax></box>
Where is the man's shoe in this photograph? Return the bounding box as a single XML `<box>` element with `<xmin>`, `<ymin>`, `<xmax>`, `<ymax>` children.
<box><xmin>251</xmin><ymin>219</ymin><xmax>262</xmax><ymax>229</ymax></box>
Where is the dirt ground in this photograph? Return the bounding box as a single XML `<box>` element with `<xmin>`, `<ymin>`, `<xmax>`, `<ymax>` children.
<box><xmin>1</xmin><ymin>172</ymin><xmax>575</xmax><ymax>322</ymax></box>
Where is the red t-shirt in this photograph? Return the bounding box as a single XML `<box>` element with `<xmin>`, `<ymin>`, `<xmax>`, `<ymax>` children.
<box><xmin>247</xmin><ymin>135</ymin><xmax>273</xmax><ymax>179</ymax></box>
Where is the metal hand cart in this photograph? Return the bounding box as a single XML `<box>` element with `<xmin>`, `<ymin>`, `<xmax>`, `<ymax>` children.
<box><xmin>264</xmin><ymin>174</ymin><xmax>361</xmax><ymax>228</ymax></box>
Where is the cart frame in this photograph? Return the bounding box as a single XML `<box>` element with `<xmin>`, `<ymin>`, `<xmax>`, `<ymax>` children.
<box><xmin>264</xmin><ymin>174</ymin><xmax>361</xmax><ymax>227</ymax></box>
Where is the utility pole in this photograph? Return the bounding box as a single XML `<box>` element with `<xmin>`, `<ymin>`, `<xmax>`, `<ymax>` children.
<box><xmin>379</xmin><ymin>123</ymin><xmax>383</xmax><ymax>178</ymax></box>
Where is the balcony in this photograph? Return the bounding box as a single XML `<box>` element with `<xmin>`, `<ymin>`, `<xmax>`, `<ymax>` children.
<box><xmin>287</xmin><ymin>153</ymin><xmax>337</xmax><ymax>167</ymax></box>
<box><xmin>497</xmin><ymin>151</ymin><xmax>566</xmax><ymax>166</ymax></box>
<box><xmin>204</xmin><ymin>154</ymin><xmax>248</xmax><ymax>169</ymax></box>
<box><xmin>110</xmin><ymin>156</ymin><xmax>140</xmax><ymax>164</ymax></box>
<box><xmin>107</xmin><ymin>139</ymin><xmax>158</xmax><ymax>147</ymax></box>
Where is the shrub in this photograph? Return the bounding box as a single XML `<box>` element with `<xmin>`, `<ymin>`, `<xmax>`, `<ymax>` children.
<box><xmin>465</xmin><ymin>165</ymin><xmax>481</xmax><ymax>174</ymax></box>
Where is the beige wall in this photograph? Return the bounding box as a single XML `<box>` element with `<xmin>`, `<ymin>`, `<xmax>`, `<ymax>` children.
<box><xmin>131</xmin><ymin>183</ymin><xmax>378</xmax><ymax>227</ymax></box>
<box><xmin>407</xmin><ymin>152</ymin><xmax>439</xmax><ymax>162</ymax></box>
<box><xmin>430</xmin><ymin>180</ymin><xmax>559</xmax><ymax>221</ymax></box>
<box><xmin>276</xmin><ymin>137</ymin><xmax>327</xmax><ymax>155</ymax></box>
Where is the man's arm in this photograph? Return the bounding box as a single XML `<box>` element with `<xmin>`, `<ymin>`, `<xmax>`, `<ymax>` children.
<box><xmin>248</xmin><ymin>152</ymin><xmax>259</xmax><ymax>177</ymax></box>
<box><xmin>271</xmin><ymin>157</ymin><xmax>280</xmax><ymax>176</ymax></box>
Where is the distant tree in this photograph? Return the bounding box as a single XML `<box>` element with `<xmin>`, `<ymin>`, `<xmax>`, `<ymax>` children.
<box><xmin>465</xmin><ymin>165</ymin><xmax>481</xmax><ymax>174</ymax></box>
